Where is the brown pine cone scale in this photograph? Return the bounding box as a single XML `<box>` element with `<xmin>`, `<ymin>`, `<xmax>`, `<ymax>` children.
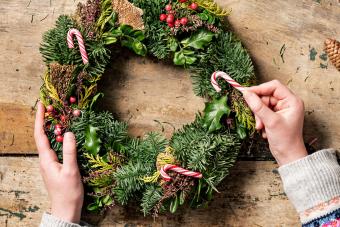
<box><xmin>325</xmin><ymin>38</ymin><xmax>340</xmax><ymax>71</ymax></box>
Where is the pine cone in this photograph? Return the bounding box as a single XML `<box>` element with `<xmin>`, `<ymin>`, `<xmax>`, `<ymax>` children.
<box><xmin>325</xmin><ymin>38</ymin><xmax>340</xmax><ymax>71</ymax></box>
<box><xmin>112</xmin><ymin>0</ymin><xmax>144</xmax><ymax>30</ymax></box>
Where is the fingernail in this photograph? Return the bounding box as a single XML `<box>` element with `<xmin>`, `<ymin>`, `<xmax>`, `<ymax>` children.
<box><xmin>64</xmin><ymin>132</ymin><xmax>75</xmax><ymax>140</ymax></box>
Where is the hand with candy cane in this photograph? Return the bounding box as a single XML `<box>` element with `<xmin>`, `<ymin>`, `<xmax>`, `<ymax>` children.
<box><xmin>211</xmin><ymin>72</ymin><xmax>307</xmax><ymax>166</ymax></box>
<box><xmin>67</xmin><ymin>28</ymin><xmax>89</xmax><ymax>65</ymax></box>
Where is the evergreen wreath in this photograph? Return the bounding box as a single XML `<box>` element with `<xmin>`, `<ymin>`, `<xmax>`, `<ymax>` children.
<box><xmin>38</xmin><ymin>0</ymin><xmax>256</xmax><ymax>216</ymax></box>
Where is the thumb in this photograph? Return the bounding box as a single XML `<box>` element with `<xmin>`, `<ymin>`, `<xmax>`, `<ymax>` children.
<box><xmin>243</xmin><ymin>90</ymin><xmax>278</xmax><ymax>126</ymax></box>
<box><xmin>62</xmin><ymin>132</ymin><xmax>78</xmax><ymax>171</ymax></box>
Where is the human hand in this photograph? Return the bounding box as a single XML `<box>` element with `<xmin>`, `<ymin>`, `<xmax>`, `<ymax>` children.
<box><xmin>34</xmin><ymin>102</ymin><xmax>84</xmax><ymax>223</ymax></box>
<box><xmin>242</xmin><ymin>80</ymin><xmax>308</xmax><ymax>166</ymax></box>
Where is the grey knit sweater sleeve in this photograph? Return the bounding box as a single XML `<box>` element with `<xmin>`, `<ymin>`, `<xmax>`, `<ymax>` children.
<box><xmin>40</xmin><ymin>212</ymin><xmax>92</xmax><ymax>227</ymax></box>
<box><xmin>278</xmin><ymin>148</ymin><xmax>340</xmax><ymax>223</ymax></box>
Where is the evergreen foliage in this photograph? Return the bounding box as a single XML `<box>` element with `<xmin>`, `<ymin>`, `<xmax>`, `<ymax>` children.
<box><xmin>190</xmin><ymin>32</ymin><xmax>255</xmax><ymax>98</ymax></box>
<box><xmin>171</xmin><ymin>116</ymin><xmax>240</xmax><ymax>189</ymax></box>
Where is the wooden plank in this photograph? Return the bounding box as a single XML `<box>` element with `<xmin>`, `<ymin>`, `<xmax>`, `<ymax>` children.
<box><xmin>0</xmin><ymin>157</ymin><xmax>299</xmax><ymax>226</ymax></box>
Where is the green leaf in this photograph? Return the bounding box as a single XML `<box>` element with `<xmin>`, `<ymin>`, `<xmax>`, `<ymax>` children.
<box><xmin>236</xmin><ymin>121</ymin><xmax>247</xmax><ymax>139</ymax></box>
<box><xmin>170</xmin><ymin>195</ymin><xmax>179</xmax><ymax>213</ymax></box>
<box><xmin>198</xmin><ymin>12</ymin><xmax>209</xmax><ymax>21</ymax></box>
<box><xmin>121</xmin><ymin>36</ymin><xmax>147</xmax><ymax>56</ymax></box>
<box><xmin>102</xmin><ymin>195</ymin><xmax>113</xmax><ymax>205</ymax></box>
<box><xmin>132</xmin><ymin>40</ymin><xmax>147</xmax><ymax>56</ymax></box>
<box><xmin>179</xmin><ymin>191</ymin><xmax>185</xmax><ymax>205</ymax></box>
<box><xmin>120</xmin><ymin>24</ymin><xmax>134</xmax><ymax>35</ymax></box>
<box><xmin>202</xmin><ymin>96</ymin><xmax>231</xmax><ymax>133</ymax></box>
<box><xmin>87</xmin><ymin>203</ymin><xmax>99</xmax><ymax>211</ymax></box>
<box><xmin>173</xmin><ymin>51</ymin><xmax>186</xmax><ymax>65</ymax></box>
<box><xmin>131</xmin><ymin>30</ymin><xmax>145</xmax><ymax>41</ymax></box>
<box><xmin>84</xmin><ymin>125</ymin><xmax>101</xmax><ymax>155</ymax></box>
<box><xmin>173</xmin><ymin>49</ymin><xmax>197</xmax><ymax>65</ymax></box>
<box><xmin>181</xmin><ymin>30</ymin><xmax>214</xmax><ymax>50</ymax></box>
<box><xmin>169</xmin><ymin>37</ymin><xmax>178</xmax><ymax>52</ymax></box>
<box><xmin>89</xmin><ymin>93</ymin><xmax>104</xmax><ymax>110</ymax></box>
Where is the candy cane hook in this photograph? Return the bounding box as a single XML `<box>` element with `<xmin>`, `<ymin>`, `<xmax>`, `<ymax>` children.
<box><xmin>67</xmin><ymin>28</ymin><xmax>89</xmax><ymax>65</ymax></box>
<box><xmin>211</xmin><ymin>71</ymin><xmax>245</xmax><ymax>93</ymax></box>
<box><xmin>160</xmin><ymin>164</ymin><xmax>203</xmax><ymax>182</ymax></box>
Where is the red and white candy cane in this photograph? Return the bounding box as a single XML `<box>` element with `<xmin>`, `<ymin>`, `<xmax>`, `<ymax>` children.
<box><xmin>211</xmin><ymin>71</ymin><xmax>245</xmax><ymax>93</ymax></box>
<box><xmin>67</xmin><ymin>28</ymin><xmax>89</xmax><ymax>65</ymax></box>
<box><xmin>160</xmin><ymin>164</ymin><xmax>203</xmax><ymax>182</ymax></box>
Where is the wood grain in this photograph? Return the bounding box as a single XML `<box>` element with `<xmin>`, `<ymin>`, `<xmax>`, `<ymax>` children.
<box><xmin>0</xmin><ymin>157</ymin><xmax>299</xmax><ymax>227</ymax></box>
<box><xmin>0</xmin><ymin>0</ymin><xmax>340</xmax><ymax>153</ymax></box>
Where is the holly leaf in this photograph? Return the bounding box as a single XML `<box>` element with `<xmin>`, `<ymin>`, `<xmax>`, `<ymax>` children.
<box><xmin>168</xmin><ymin>37</ymin><xmax>178</xmax><ymax>52</ymax></box>
<box><xmin>203</xmin><ymin>96</ymin><xmax>231</xmax><ymax>133</ymax></box>
<box><xmin>173</xmin><ymin>49</ymin><xmax>197</xmax><ymax>65</ymax></box>
<box><xmin>181</xmin><ymin>30</ymin><xmax>214</xmax><ymax>50</ymax></box>
<box><xmin>84</xmin><ymin>125</ymin><xmax>101</xmax><ymax>155</ymax></box>
<box><xmin>121</xmin><ymin>37</ymin><xmax>147</xmax><ymax>56</ymax></box>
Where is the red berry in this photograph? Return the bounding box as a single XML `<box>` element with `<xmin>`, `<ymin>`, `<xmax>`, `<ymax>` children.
<box><xmin>56</xmin><ymin>135</ymin><xmax>63</xmax><ymax>143</ymax></box>
<box><xmin>159</xmin><ymin>13</ymin><xmax>167</xmax><ymax>21</ymax></box>
<box><xmin>69</xmin><ymin>96</ymin><xmax>76</xmax><ymax>104</ymax></box>
<box><xmin>165</xmin><ymin>4</ymin><xmax>172</xmax><ymax>11</ymax></box>
<box><xmin>179</xmin><ymin>0</ymin><xmax>187</xmax><ymax>2</ymax></box>
<box><xmin>189</xmin><ymin>2</ymin><xmax>198</xmax><ymax>10</ymax></box>
<box><xmin>167</xmin><ymin>22</ymin><xmax>174</xmax><ymax>28</ymax></box>
<box><xmin>54</xmin><ymin>128</ymin><xmax>62</xmax><ymax>136</ymax></box>
<box><xmin>60</xmin><ymin>115</ymin><xmax>67</xmax><ymax>122</ymax></box>
<box><xmin>166</xmin><ymin>14</ymin><xmax>175</xmax><ymax>23</ymax></box>
<box><xmin>180</xmin><ymin>17</ymin><xmax>188</xmax><ymax>25</ymax></box>
<box><xmin>175</xmin><ymin>19</ymin><xmax>181</xmax><ymax>27</ymax></box>
<box><xmin>55</xmin><ymin>124</ymin><xmax>62</xmax><ymax>129</ymax></box>
<box><xmin>46</xmin><ymin>105</ymin><xmax>54</xmax><ymax>112</ymax></box>
<box><xmin>73</xmin><ymin>109</ymin><xmax>81</xmax><ymax>117</ymax></box>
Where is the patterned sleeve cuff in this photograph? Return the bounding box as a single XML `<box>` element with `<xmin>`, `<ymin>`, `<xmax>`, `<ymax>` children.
<box><xmin>278</xmin><ymin>149</ymin><xmax>340</xmax><ymax>223</ymax></box>
<box><xmin>39</xmin><ymin>212</ymin><xmax>91</xmax><ymax>227</ymax></box>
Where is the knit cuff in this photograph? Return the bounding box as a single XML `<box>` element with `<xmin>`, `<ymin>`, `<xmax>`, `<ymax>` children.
<box><xmin>278</xmin><ymin>149</ymin><xmax>340</xmax><ymax>214</ymax></box>
<box><xmin>40</xmin><ymin>212</ymin><xmax>90</xmax><ymax>227</ymax></box>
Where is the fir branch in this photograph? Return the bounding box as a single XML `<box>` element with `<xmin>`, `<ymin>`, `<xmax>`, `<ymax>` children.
<box><xmin>190</xmin><ymin>32</ymin><xmax>255</xmax><ymax>98</ymax></box>
<box><xmin>140</xmin><ymin>185</ymin><xmax>163</xmax><ymax>216</ymax></box>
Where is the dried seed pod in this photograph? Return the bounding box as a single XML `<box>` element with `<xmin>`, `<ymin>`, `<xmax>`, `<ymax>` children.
<box><xmin>112</xmin><ymin>0</ymin><xmax>144</xmax><ymax>30</ymax></box>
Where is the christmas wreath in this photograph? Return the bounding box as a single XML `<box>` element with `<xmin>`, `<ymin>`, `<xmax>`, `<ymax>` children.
<box><xmin>38</xmin><ymin>0</ymin><xmax>256</xmax><ymax>216</ymax></box>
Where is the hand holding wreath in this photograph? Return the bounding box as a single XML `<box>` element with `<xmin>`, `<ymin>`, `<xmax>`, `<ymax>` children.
<box><xmin>35</xmin><ymin>102</ymin><xmax>84</xmax><ymax>223</ymax></box>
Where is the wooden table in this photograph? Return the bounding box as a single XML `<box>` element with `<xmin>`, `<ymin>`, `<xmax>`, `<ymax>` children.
<box><xmin>1</xmin><ymin>0</ymin><xmax>339</xmax><ymax>226</ymax></box>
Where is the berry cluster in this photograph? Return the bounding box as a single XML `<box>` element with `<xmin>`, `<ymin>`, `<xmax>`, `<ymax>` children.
<box><xmin>159</xmin><ymin>1</ymin><xmax>199</xmax><ymax>28</ymax></box>
<box><xmin>46</xmin><ymin>96</ymin><xmax>81</xmax><ymax>143</ymax></box>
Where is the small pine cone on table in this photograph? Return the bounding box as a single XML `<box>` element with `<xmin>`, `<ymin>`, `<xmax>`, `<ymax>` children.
<box><xmin>325</xmin><ymin>38</ymin><xmax>340</xmax><ymax>71</ymax></box>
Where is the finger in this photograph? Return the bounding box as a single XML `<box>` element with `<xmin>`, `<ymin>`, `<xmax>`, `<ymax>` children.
<box><xmin>269</xmin><ymin>96</ymin><xmax>279</xmax><ymax>107</ymax></box>
<box><xmin>34</xmin><ymin>102</ymin><xmax>58</xmax><ymax>163</ymax></box>
<box><xmin>247</xmin><ymin>80</ymin><xmax>294</xmax><ymax>100</ymax></box>
<box><xmin>260</xmin><ymin>96</ymin><xmax>279</xmax><ymax>108</ymax></box>
<box><xmin>254</xmin><ymin>114</ymin><xmax>264</xmax><ymax>130</ymax></box>
<box><xmin>262</xmin><ymin>130</ymin><xmax>267</xmax><ymax>139</ymax></box>
<box><xmin>62</xmin><ymin>132</ymin><xmax>78</xmax><ymax>171</ymax></box>
<box><xmin>243</xmin><ymin>90</ymin><xmax>279</xmax><ymax>126</ymax></box>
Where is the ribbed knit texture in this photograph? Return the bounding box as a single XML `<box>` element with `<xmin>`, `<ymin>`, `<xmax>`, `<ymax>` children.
<box><xmin>40</xmin><ymin>213</ymin><xmax>91</xmax><ymax>227</ymax></box>
<box><xmin>278</xmin><ymin>149</ymin><xmax>340</xmax><ymax>214</ymax></box>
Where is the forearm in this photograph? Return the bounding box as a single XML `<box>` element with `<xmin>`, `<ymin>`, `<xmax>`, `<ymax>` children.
<box><xmin>278</xmin><ymin>149</ymin><xmax>340</xmax><ymax>226</ymax></box>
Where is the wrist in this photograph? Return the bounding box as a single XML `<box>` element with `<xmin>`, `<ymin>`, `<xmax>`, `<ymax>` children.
<box><xmin>273</xmin><ymin>140</ymin><xmax>308</xmax><ymax>166</ymax></box>
<box><xmin>51</xmin><ymin>202</ymin><xmax>82</xmax><ymax>224</ymax></box>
